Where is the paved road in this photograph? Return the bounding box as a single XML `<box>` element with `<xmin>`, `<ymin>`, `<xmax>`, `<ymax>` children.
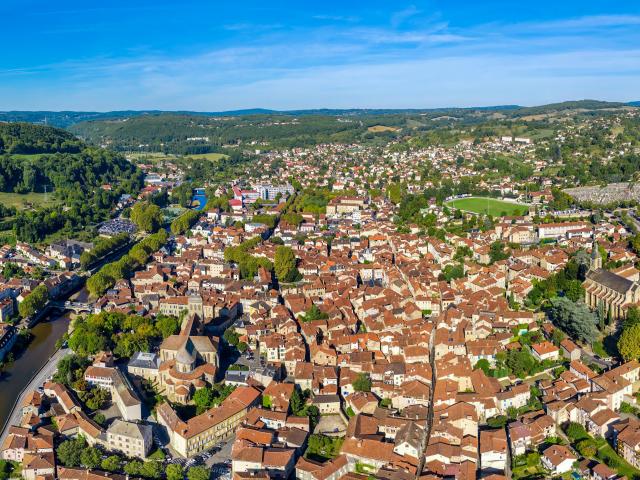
<box><xmin>580</xmin><ymin>347</ymin><xmax>615</xmax><ymax>369</ymax></box>
<box><xmin>205</xmin><ymin>435</ymin><xmax>234</xmax><ymax>466</ymax></box>
<box><xmin>0</xmin><ymin>347</ymin><xmax>70</xmax><ymax>447</ymax></box>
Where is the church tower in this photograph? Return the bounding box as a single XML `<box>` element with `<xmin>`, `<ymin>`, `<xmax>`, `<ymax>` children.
<box><xmin>590</xmin><ymin>234</ymin><xmax>602</xmax><ymax>270</ymax></box>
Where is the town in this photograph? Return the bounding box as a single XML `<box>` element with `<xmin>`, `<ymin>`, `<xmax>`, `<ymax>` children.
<box><xmin>1</xmin><ymin>103</ymin><xmax>640</xmax><ymax>480</ymax></box>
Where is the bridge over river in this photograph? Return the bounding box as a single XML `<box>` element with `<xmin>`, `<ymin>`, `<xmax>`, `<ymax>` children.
<box><xmin>49</xmin><ymin>300</ymin><xmax>94</xmax><ymax>313</ymax></box>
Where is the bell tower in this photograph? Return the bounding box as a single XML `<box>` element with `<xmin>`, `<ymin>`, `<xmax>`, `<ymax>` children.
<box><xmin>590</xmin><ymin>233</ymin><xmax>602</xmax><ymax>270</ymax></box>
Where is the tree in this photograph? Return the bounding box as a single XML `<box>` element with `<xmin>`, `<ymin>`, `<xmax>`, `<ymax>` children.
<box><xmin>0</xmin><ymin>460</ymin><xmax>13</xmax><ymax>480</ymax></box>
<box><xmin>306</xmin><ymin>434</ymin><xmax>344</xmax><ymax>461</ymax></box>
<box><xmin>576</xmin><ymin>439</ymin><xmax>597</xmax><ymax>457</ymax></box>
<box><xmin>489</xmin><ymin>241</ymin><xmax>509</xmax><ymax>263</ymax></box>
<box><xmin>290</xmin><ymin>387</ymin><xmax>304</xmax><ymax>415</ymax></box>
<box><xmin>386</xmin><ymin>182</ymin><xmax>405</xmax><ymax>204</ymax></box>
<box><xmin>299</xmin><ymin>304</ymin><xmax>329</xmax><ymax>322</ymax></box>
<box><xmin>2</xmin><ymin>262</ymin><xmax>24</xmax><ymax>279</ymax></box>
<box><xmin>624</xmin><ymin>306</ymin><xmax>640</xmax><ymax>329</ymax></box>
<box><xmin>505</xmin><ymin>348</ymin><xmax>538</xmax><ymax>378</ymax></box>
<box><xmin>441</xmin><ymin>263</ymin><xmax>464</xmax><ymax>282</ymax></box>
<box><xmin>474</xmin><ymin>359</ymin><xmax>491</xmax><ymax>376</ymax></box>
<box><xmin>187</xmin><ymin>465</ymin><xmax>211</xmax><ymax>480</ymax></box>
<box><xmin>170</xmin><ymin>209</ymin><xmax>200</xmax><ymax>235</ymax></box>
<box><xmin>551</xmin><ymin>328</ymin><xmax>566</xmax><ymax>347</ymax></box>
<box><xmin>486</xmin><ymin>416</ymin><xmax>508</xmax><ymax>428</ymax></box>
<box><xmin>156</xmin><ymin>314</ymin><xmax>179</xmax><ymax>338</ymax></box>
<box><xmin>131</xmin><ymin>202</ymin><xmax>163</xmax><ymax>233</ymax></box>
<box><xmin>85</xmin><ymin>386</ymin><xmax>110</xmax><ymax>410</ymax></box>
<box><xmin>353</xmin><ymin>373</ymin><xmax>372</xmax><ymax>392</ymax></box>
<box><xmin>53</xmin><ymin>354</ymin><xmax>90</xmax><ymax>386</ymax></box>
<box><xmin>193</xmin><ymin>387</ymin><xmax>214</xmax><ymax>414</ymax></box>
<box><xmin>166</xmin><ymin>464</ymin><xmax>185</xmax><ymax>480</ymax></box>
<box><xmin>80</xmin><ymin>447</ymin><xmax>101</xmax><ymax>469</ymax></box>
<box><xmin>18</xmin><ymin>284</ymin><xmax>49</xmax><ymax>318</ymax></box>
<box><xmin>124</xmin><ymin>460</ymin><xmax>143</xmax><ymax>477</ymax></box>
<box><xmin>223</xmin><ymin>327</ymin><xmax>240</xmax><ymax>346</ymax></box>
<box><xmin>618</xmin><ymin>322</ymin><xmax>640</xmax><ymax>361</ymax></box>
<box><xmin>274</xmin><ymin>245</ymin><xmax>300</xmax><ymax>282</ymax></box>
<box><xmin>101</xmin><ymin>455</ymin><xmax>121</xmax><ymax>472</ymax></box>
<box><xmin>548</xmin><ymin>297</ymin><xmax>598</xmax><ymax>343</ymax></box>
<box><xmin>56</xmin><ymin>437</ymin><xmax>87</xmax><ymax>467</ymax></box>
<box><xmin>565</xmin><ymin>422</ymin><xmax>589</xmax><ymax>442</ymax></box>
<box><xmin>140</xmin><ymin>461</ymin><xmax>163</xmax><ymax>479</ymax></box>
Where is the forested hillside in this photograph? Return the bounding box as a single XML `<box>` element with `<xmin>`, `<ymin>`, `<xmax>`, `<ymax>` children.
<box><xmin>0</xmin><ymin>123</ymin><xmax>143</xmax><ymax>243</ymax></box>
<box><xmin>68</xmin><ymin>113</ymin><xmax>404</xmax><ymax>152</ymax></box>
<box><xmin>0</xmin><ymin>122</ymin><xmax>82</xmax><ymax>154</ymax></box>
<box><xmin>64</xmin><ymin>100</ymin><xmax>638</xmax><ymax>153</ymax></box>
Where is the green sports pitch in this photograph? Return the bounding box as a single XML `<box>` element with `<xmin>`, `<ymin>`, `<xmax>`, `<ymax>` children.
<box><xmin>445</xmin><ymin>197</ymin><xmax>529</xmax><ymax>216</ymax></box>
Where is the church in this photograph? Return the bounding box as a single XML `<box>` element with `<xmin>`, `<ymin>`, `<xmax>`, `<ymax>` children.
<box><xmin>583</xmin><ymin>238</ymin><xmax>640</xmax><ymax>320</ymax></box>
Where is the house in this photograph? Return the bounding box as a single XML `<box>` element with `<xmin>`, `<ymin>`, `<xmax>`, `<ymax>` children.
<box><xmin>561</xmin><ymin>338</ymin><xmax>581</xmax><ymax>361</ymax></box>
<box><xmin>531</xmin><ymin>341</ymin><xmax>559</xmax><ymax>362</ymax></box>
<box><xmin>312</xmin><ymin>394</ymin><xmax>341</xmax><ymax>415</ymax></box>
<box><xmin>541</xmin><ymin>445</ymin><xmax>577</xmax><ymax>474</ymax></box>
<box><xmin>106</xmin><ymin>420</ymin><xmax>153</xmax><ymax>458</ymax></box>
<box><xmin>21</xmin><ymin>452</ymin><xmax>55</xmax><ymax>480</ymax></box>
<box><xmin>480</xmin><ymin>429</ymin><xmax>508</xmax><ymax>473</ymax></box>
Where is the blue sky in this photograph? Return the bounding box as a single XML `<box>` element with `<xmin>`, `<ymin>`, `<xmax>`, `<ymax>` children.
<box><xmin>1</xmin><ymin>0</ymin><xmax>640</xmax><ymax>111</ymax></box>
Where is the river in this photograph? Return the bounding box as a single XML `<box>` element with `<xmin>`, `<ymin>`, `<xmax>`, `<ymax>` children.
<box><xmin>0</xmin><ymin>287</ymin><xmax>89</xmax><ymax>426</ymax></box>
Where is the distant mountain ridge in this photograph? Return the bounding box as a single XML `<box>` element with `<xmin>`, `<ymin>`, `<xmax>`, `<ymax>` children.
<box><xmin>0</xmin><ymin>99</ymin><xmax>636</xmax><ymax>128</ymax></box>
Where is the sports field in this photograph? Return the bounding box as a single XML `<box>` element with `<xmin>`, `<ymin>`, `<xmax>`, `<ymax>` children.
<box><xmin>445</xmin><ymin>197</ymin><xmax>528</xmax><ymax>216</ymax></box>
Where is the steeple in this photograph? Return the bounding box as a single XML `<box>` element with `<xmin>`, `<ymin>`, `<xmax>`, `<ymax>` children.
<box><xmin>590</xmin><ymin>232</ymin><xmax>602</xmax><ymax>270</ymax></box>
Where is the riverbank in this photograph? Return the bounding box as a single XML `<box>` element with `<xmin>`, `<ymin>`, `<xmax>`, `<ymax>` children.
<box><xmin>0</xmin><ymin>311</ymin><xmax>71</xmax><ymax>435</ymax></box>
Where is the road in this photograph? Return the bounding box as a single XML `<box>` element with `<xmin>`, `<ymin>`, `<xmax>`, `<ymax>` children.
<box><xmin>0</xmin><ymin>347</ymin><xmax>70</xmax><ymax>447</ymax></box>
<box><xmin>581</xmin><ymin>349</ymin><xmax>615</xmax><ymax>369</ymax></box>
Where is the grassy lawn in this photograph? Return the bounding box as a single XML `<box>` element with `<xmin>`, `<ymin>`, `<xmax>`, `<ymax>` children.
<box><xmin>0</xmin><ymin>191</ymin><xmax>57</xmax><ymax>209</ymax></box>
<box><xmin>512</xmin><ymin>465</ymin><xmax>546</xmax><ymax>480</ymax></box>
<box><xmin>592</xmin><ymin>341</ymin><xmax>608</xmax><ymax>358</ymax></box>
<box><xmin>446</xmin><ymin>197</ymin><xmax>529</xmax><ymax>216</ymax></box>
<box><xmin>593</xmin><ymin>335</ymin><xmax>619</xmax><ymax>359</ymax></box>
<box><xmin>566</xmin><ymin>424</ymin><xmax>640</xmax><ymax>480</ymax></box>
<box><xmin>594</xmin><ymin>438</ymin><xmax>640</xmax><ymax>480</ymax></box>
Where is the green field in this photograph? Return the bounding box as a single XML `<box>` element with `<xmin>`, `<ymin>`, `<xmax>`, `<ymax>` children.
<box><xmin>446</xmin><ymin>197</ymin><xmax>529</xmax><ymax>216</ymax></box>
<box><xmin>126</xmin><ymin>152</ymin><xmax>228</xmax><ymax>162</ymax></box>
<box><xmin>183</xmin><ymin>152</ymin><xmax>228</xmax><ymax>161</ymax></box>
<box><xmin>0</xmin><ymin>191</ymin><xmax>57</xmax><ymax>209</ymax></box>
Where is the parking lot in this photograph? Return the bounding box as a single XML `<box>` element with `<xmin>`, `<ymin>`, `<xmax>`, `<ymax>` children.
<box><xmin>158</xmin><ymin>435</ymin><xmax>233</xmax><ymax>478</ymax></box>
<box><xmin>314</xmin><ymin>414</ymin><xmax>347</xmax><ymax>436</ymax></box>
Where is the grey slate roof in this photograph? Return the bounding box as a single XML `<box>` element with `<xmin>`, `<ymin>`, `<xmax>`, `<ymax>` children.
<box><xmin>586</xmin><ymin>268</ymin><xmax>633</xmax><ymax>294</ymax></box>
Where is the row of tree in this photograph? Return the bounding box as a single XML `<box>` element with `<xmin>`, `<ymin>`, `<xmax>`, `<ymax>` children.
<box><xmin>170</xmin><ymin>209</ymin><xmax>200</xmax><ymax>235</ymax></box>
<box><xmin>80</xmin><ymin>232</ymin><xmax>130</xmax><ymax>269</ymax></box>
<box><xmin>87</xmin><ymin>229</ymin><xmax>168</xmax><ymax>297</ymax></box>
